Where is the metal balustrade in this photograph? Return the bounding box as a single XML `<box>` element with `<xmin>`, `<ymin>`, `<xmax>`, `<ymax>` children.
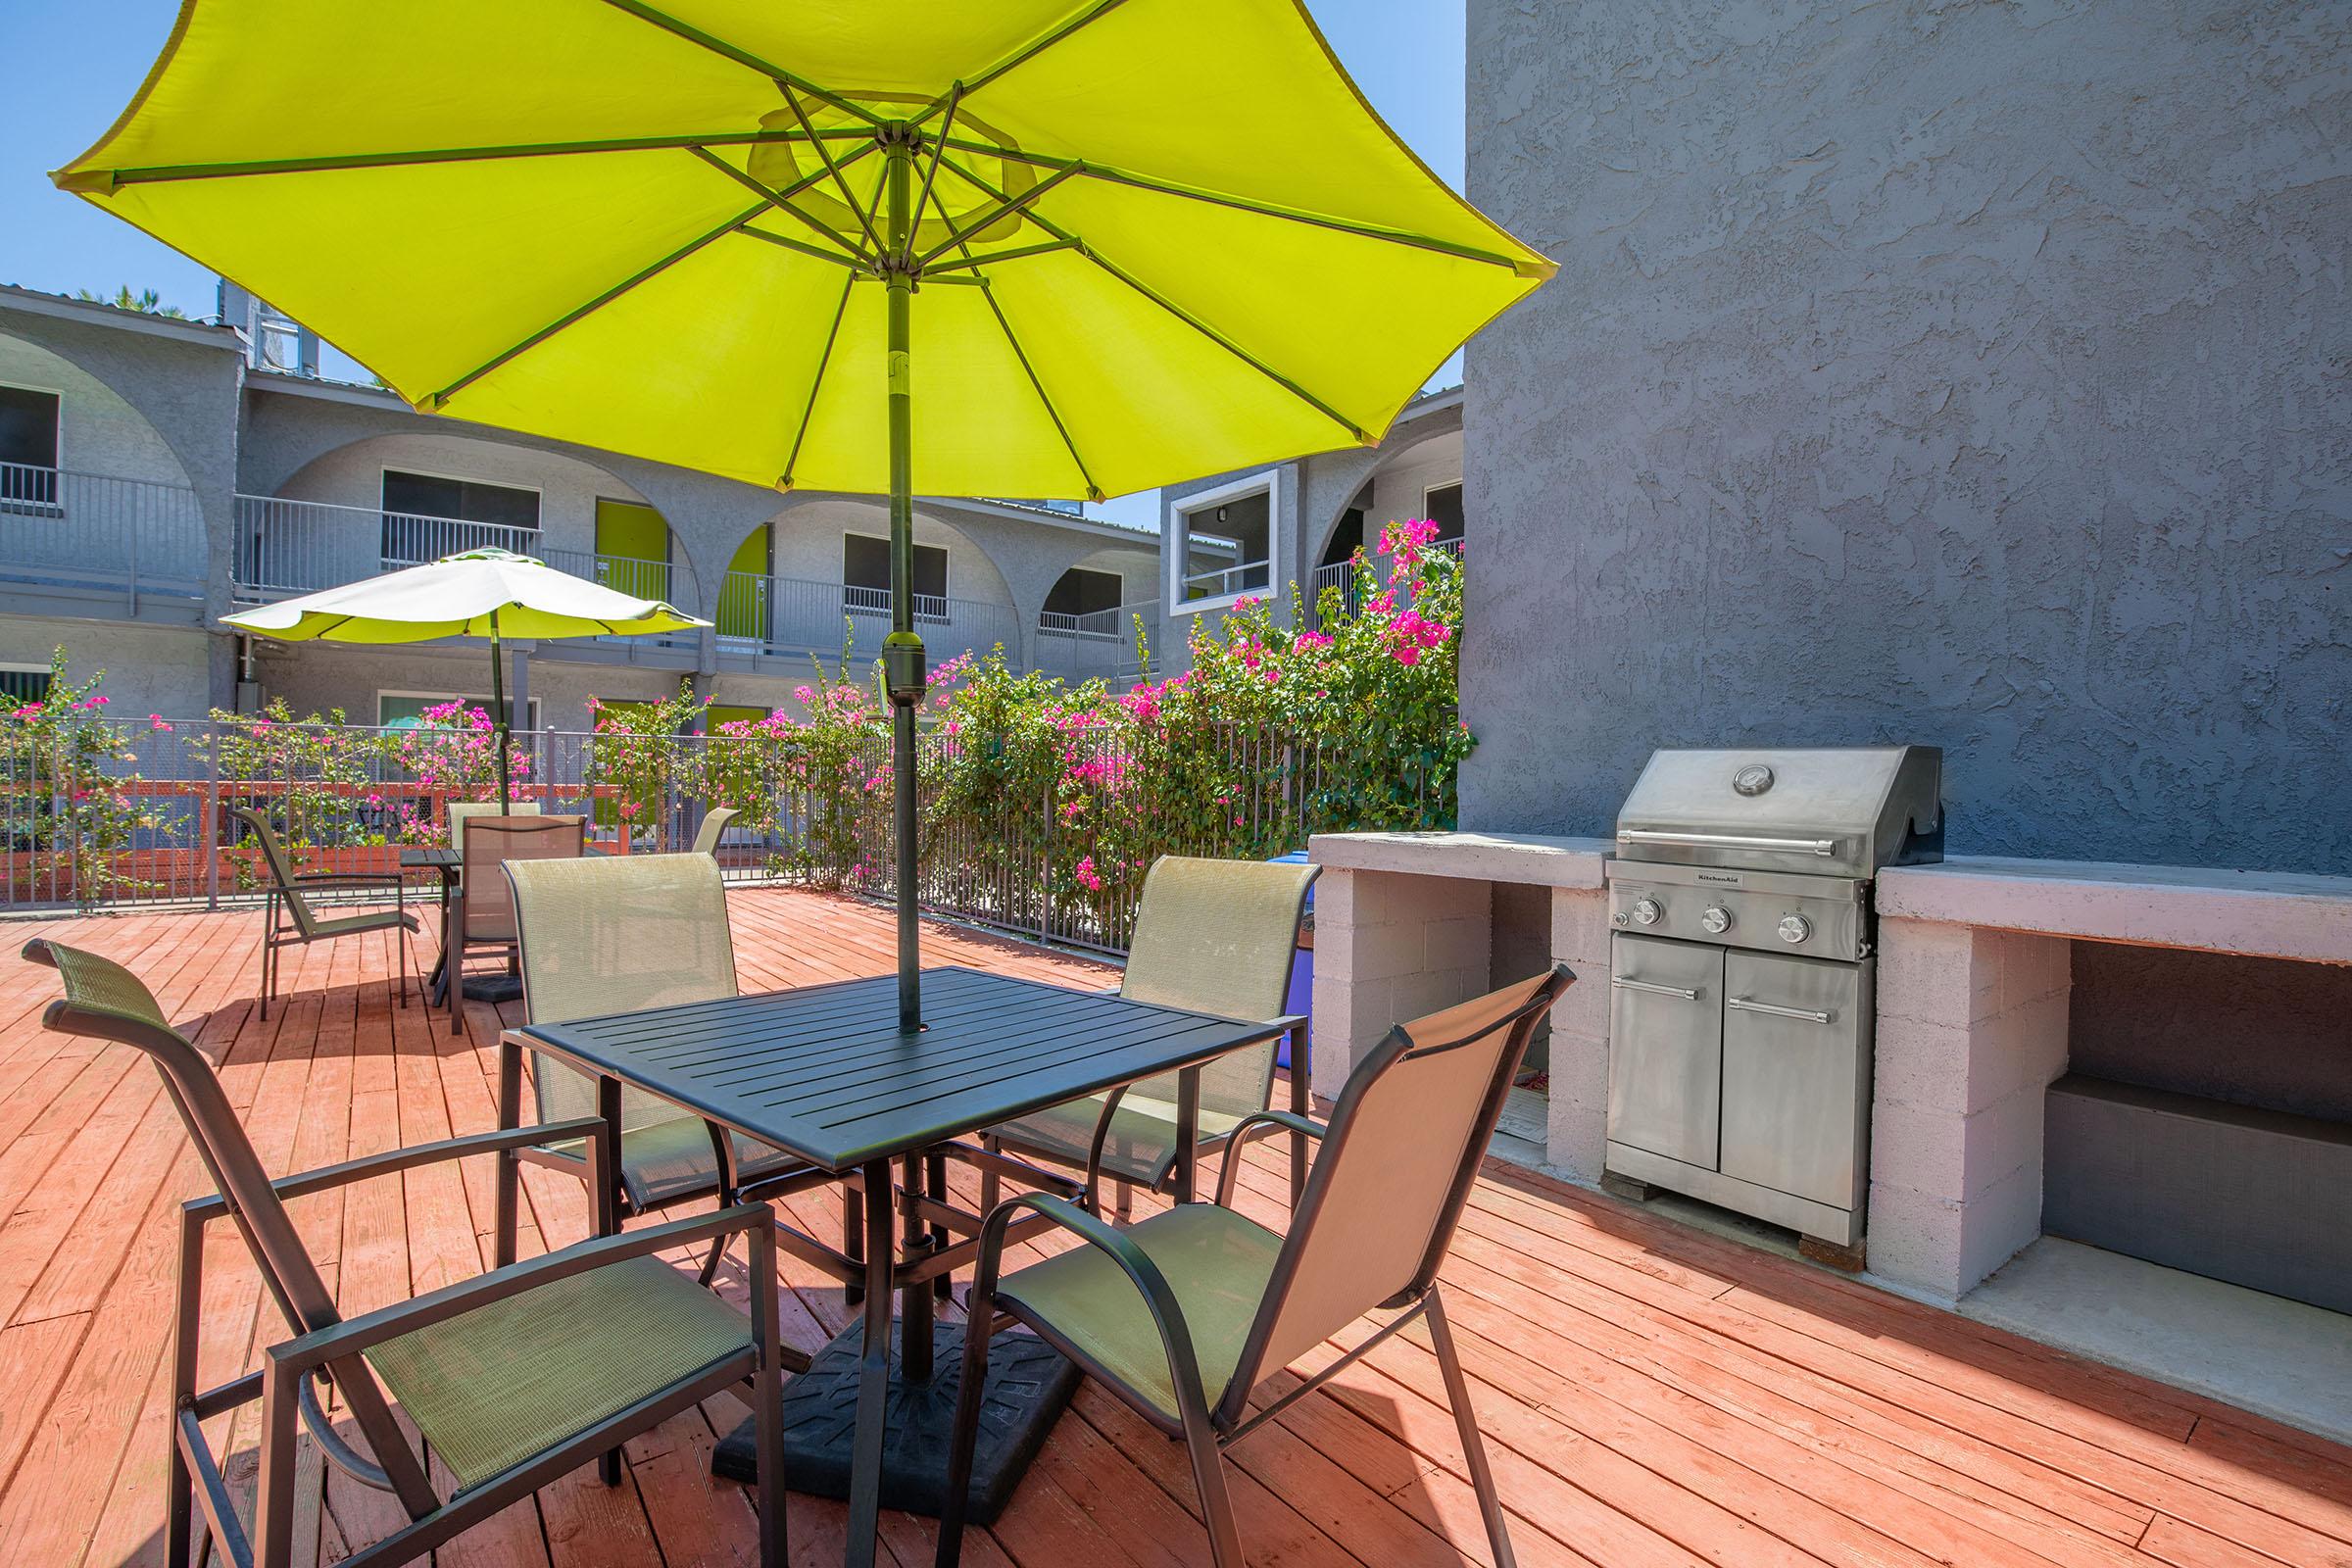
<box><xmin>716</xmin><ymin>570</ymin><xmax>1021</xmax><ymax>667</ymax></box>
<box><xmin>0</xmin><ymin>463</ymin><xmax>207</xmax><ymax>611</ymax></box>
<box><xmin>231</xmin><ymin>493</ymin><xmax>540</xmax><ymax>602</ymax></box>
<box><xmin>1034</xmin><ymin>599</ymin><xmax>1158</xmax><ymax>686</ymax></box>
<box><xmin>1180</xmin><ymin>559</ymin><xmax>1272</xmax><ymax>601</ymax></box>
<box><xmin>1305</xmin><ymin>535</ymin><xmax>1462</xmax><ymax>626</ymax></box>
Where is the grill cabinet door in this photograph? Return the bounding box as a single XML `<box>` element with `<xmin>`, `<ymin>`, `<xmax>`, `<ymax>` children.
<box><xmin>1718</xmin><ymin>952</ymin><xmax>1871</xmax><ymax>1210</ymax></box>
<box><xmin>1606</xmin><ymin>935</ymin><xmax>1725</xmax><ymax>1170</ymax></box>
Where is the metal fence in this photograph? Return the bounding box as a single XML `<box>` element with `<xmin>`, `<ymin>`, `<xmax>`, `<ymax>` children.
<box><xmin>2</xmin><ymin>714</ymin><xmax>1449</xmax><ymax>953</ymax></box>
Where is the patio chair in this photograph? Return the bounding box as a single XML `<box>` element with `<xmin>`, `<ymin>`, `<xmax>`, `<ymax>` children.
<box><xmin>22</xmin><ymin>936</ymin><xmax>787</xmax><ymax>1568</ymax></box>
<box><xmin>448</xmin><ymin>814</ymin><xmax>583</xmax><ymax>1033</ymax></box>
<box><xmin>939</xmin><ymin>964</ymin><xmax>1576</xmax><ymax>1568</ymax></box>
<box><xmin>505</xmin><ymin>853</ymin><xmax>842</xmax><ymax>1289</ymax></box>
<box><xmin>691</xmin><ymin>804</ymin><xmax>739</xmax><ymax>858</ymax></box>
<box><xmin>448</xmin><ymin>797</ymin><xmax>537</xmax><ymax>853</ymax></box>
<box><xmin>979</xmin><ymin>855</ymin><xmax>1317</xmax><ymax>1214</ymax></box>
<box><xmin>230</xmin><ymin>805</ymin><xmax>421</xmax><ymax>1020</ymax></box>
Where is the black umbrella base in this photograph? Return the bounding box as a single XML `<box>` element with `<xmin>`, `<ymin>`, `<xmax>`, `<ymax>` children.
<box><xmin>711</xmin><ymin>1320</ymin><xmax>1078</xmax><ymax>1526</ymax></box>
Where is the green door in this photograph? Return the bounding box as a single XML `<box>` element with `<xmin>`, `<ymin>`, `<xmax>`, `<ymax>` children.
<box><xmin>594</xmin><ymin>499</ymin><xmax>670</xmax><ymax>602</ymax></box>
<box><xmin>717</xmin><ymin>525</ymin><xmax>770</xmax><ymax>641</ymax></box>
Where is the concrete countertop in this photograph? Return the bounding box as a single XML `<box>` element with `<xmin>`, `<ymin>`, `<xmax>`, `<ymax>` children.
<box><xmin>1877</xmin><ymin>856</ymin><xmax>2352</xmax><ymax>966</ymax></box>
<box><xmin>1307</xmin><ymin>830</ymin><xmax>1612</xmax><ymax>889</ymax></box>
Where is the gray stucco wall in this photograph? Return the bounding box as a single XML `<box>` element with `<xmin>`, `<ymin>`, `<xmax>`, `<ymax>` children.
<box><xmin>1461</xmin><ymin>1</ymin><xmax>2351</xmax><ymax>873</ymax></box>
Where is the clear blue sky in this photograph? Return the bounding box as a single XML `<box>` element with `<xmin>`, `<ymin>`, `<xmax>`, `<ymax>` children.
<box><xmin>0</xmin><ymin>0</ymin><xmax>1467</xmax><ymax>531</ymax></box>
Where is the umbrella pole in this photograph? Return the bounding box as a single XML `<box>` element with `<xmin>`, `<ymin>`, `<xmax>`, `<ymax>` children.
<box><xmin>881</xmin><ymin>124</ymin><xmax>926</xmax><ymax>1033</ymax></box>
<box><xmin>489</xmin><ymin>608</ymin><xmax>513</xmax><ymax>808</ymax></box>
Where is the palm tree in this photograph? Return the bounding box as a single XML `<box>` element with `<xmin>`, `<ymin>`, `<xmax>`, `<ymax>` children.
<box><xmin>74</xmin><ymin>285</ymin><xmax>185</xmax><ymax>318</ymax></box>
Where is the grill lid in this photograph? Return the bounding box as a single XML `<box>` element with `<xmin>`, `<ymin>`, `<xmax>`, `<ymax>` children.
<box><xmin>1614</xmin><ymin>747</ymin><xmax>1942</xmax><ymax>879</ymax></box>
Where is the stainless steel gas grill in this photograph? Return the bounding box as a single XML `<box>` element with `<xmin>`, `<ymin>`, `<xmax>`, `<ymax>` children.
<box><xmin>1601</xmin><ymin>747</ymin><xmax>1943</xmax><ymax>1265</ymax></box>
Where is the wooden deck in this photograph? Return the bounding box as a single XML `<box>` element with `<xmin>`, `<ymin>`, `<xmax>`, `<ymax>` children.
<box><xmin>2</xmin><ymin>888</ymin><xmax>2348</xmax><ymax>1568</ymax></box>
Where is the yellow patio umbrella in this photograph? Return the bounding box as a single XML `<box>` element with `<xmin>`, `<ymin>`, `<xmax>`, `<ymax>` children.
<box><xmin>59</xmin><ymin>0</ymin><xmax>1552</xmax><ymax>1027</ymax></box>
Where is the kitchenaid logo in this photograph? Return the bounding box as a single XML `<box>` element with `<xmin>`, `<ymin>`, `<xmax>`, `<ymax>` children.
<box><xmin>1696</xmin><ymin>871</ymin><xmax>1744</xmax><ymax>886</ymax></box>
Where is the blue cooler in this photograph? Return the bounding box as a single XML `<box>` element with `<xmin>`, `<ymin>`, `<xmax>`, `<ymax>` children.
<box><xmin>1268</xmin><ymin>850</ymin><xmax>1315</xmax><ymax>1069</ymax></box>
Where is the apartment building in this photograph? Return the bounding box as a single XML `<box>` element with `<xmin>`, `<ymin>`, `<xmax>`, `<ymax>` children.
<box><xmin>0</xmin><ymin>282</ymin><xmax>1162</xmax><ymax>731</ymax></box>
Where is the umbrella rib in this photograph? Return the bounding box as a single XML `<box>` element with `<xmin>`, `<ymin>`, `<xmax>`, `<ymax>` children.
<box><xmin>783</xmin><ymin>269</ymin><xmax>859</xmax><ymax>488</ymax></box>
<box><xmin>689</xmin><ymin>145</ymin><xmax>877</xmax><ymax>269</ymax></box>
<box><xmin>779</xmin><ymin>82</ymin><xmax>886</xmax><ymax>259</ymax></box>
<box><xmin>933</xmin><ymin>153</ymin><xmax>1371</xmax><ymax>445</ymax></box>
<box><xmin>52</xmin><ymin>129</ymin><xmax>862</xmax><ymax>189</ymax></box>
<box><xmin>934</xmin><ymin>137</ymin><xmax>1543</xmax><ymax>275</ymax></box>
<box><xmin>922</xmin><ymin>238</ymin><xmax>1080</xmax><ymax>275</ymax></box>
<box><xmin>423</xmin><ymin>201</ymin><xmax>770</xmax><ymax>408</ymax></box>
<box><xmin>922</xmin><ymin>0</ymin><xmax>1139</xmax><ymax>116</ymax></box>
<box><xmin>960</xmin><ymin>248</ymin><xmax>1103</xmax><ymax>502</ymax></box>
<box><xmin>913</xmin><ymin>163</ymin><xmax>1084</xmax><ymax>270</ymax></box>
<box><xmin>591</xmin><ymin>0</ymin><xmax>883</xmax><ymax>127</ymax></box>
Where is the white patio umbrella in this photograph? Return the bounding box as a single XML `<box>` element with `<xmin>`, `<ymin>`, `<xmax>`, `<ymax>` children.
<box><xmin>221</xmin><ymin>547</ymin><xmax>710</xmax><ymax>805</ymax></box>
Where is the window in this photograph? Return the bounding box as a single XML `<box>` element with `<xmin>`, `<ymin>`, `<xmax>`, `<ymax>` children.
<box><xmin>1041</xmin><ymin>567</ymin><xmax>1124</xmax><ymax>634</ymax></box>
<box><xmin>1169</xmin><ymin>470</ymin><xmax>1280</xmax><ymax>612</ymax></box>
<box><xmin>0</xmin><ymin>385</ymin><xmax>61</xmax><ymax>512</ymax></box>
<box><xmin>1423</xmin><ymin>481</ymin><xmax>1464</xmax><ymax>544</ymax></box>
<box><xmin>377</xmin><ymin>692</ymin><xmax>537</xmax><ymax>730</ymax></box>
<box><xmin>843</xmin><ymin>534</ymin><xmax>948</xmax><ymax>621</ymax></box>
<box><xmin>379</xmin><ymin>469</ymin><xmax>540</xmax><ymax>564</ymax></box>
<box><xmin>0</xmin><ymin>665</ymin><xmax>51</xmax><ymax>705</ymax></box>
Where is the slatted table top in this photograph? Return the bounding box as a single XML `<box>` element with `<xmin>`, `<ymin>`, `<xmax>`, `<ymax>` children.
<box><xmin>514</xmin><ymin>965</ymin><xmax>1285</xmax><ymax>1171</ymax></box>
<box><xmin>402</xmin><ymin>845</ymin><xmax>609</xmax><ymax>868</ymax></box>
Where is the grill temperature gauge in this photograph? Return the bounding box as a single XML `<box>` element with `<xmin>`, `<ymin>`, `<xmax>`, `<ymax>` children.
<box><xmin>1700</xmin><ymin>906</ymin><xmax>1734</xmax><ymax>935</ymax></box>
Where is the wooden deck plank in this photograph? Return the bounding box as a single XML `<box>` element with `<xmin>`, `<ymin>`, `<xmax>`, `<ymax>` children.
<box><xmin>0</xmin><ymin>887</ymin><xmax>2345</xmax><ymax>1568</ymax></box>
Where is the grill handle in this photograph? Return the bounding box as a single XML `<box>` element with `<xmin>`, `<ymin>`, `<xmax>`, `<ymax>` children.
<box><xmin>1728</xmin><ymin>996</ymin><xmax>1836</xmax><ymax>1025</ymax></box>
<box><xmin>1617</xmin><ymin>829</ymin><xmax>1838</xmax><ymax>858</ymax></box>
<box><xmin>1611</xmin><ymin>976</ymin><xmax>1702</xmax><ymax>1003</ymax></box>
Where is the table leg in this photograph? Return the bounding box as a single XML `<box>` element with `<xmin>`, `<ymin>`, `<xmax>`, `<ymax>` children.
<box><xmin>494</xmin><ymin>1038</ymin><xmax>521</xmax><ymax>1268</ymax></box>
<box><xmin>594</xmin><ymin>1075</ymin><xmax>622</xmax><ymax>1241</ymax></box>
<box><xmin>1173</xmin><ymin>1064</ymin><xmax>1202</xmax><ymax>1203</ymax></box>
<box><xmin>901</xmin><ymin>1152</ymin><xmax>934</xmax><ymax>1384</ymax></box>
<box><xmin>1288</xmin><ymin>1019</ymin><xmax>1310</xmax><ymax>1205</ymax></box>
<box><xmin>847</xmin><ymin>1156</ymin><xmax>896</xmax><ymax>1568</ymax></box>
<box><xmin>426</xmin><ymin>870</ymin><xmax>454</xmax><ymax>1005</ymax></box>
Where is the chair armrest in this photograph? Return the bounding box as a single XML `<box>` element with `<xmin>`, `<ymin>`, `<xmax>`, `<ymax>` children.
<box><xmin>294</xmin><ymin>871</ymin><xmax>409</xmax><ymax>887</ymax></box>
<box><xmin>181</xmin><ymin>1118</ymin><xmax>610</xmax><ymax>1223</ymax></box>
<box><xmin>976</xmin><ymin>1193</ymin><xmax>1214</xmax><ymax>1424</ymax></box>
<box><xmin>1213</xmin><ymin>1110</ymin><xmax>1325</xmax><ymax>1208</ymax></box>
<box><xmin>270</xmin><ymin>1202</ymin><xmax>770</xmax><ymax>1371</ymax></box>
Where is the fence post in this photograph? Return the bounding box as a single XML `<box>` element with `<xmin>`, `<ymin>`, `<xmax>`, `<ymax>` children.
<box><xmin>204</xmin><ymin>721</ymin><xmax>220</xmax><ymax>911</ymax></box>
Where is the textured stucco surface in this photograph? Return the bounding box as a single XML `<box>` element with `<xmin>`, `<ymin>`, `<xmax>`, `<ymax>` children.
<box><xmin>1461</xmin><ymin>0</ymin><xmax>2351</xmax><ymax>873</ymax></box>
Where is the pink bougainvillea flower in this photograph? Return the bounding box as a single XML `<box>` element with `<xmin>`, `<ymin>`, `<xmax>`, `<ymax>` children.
<box><xmin>1074</xmin><ymin>855</ymin><xmax>1103</xmax><ymax>892</ymax></box>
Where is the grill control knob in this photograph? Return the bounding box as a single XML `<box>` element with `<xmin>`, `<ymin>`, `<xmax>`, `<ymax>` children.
<box><xmin>1631</xmin><ymin>897</ymin><xmax>1664</xmax><ymax>926</ymax></box>
<box><xmin>1701</xmin><ymin>906</ymin><xmax>1734</xmax><ymax>935</ymax></box>
<box><xmin>1778</xmin><ymin>914</ymin><xmax>1812</xmax><ymax>945</ymax></box>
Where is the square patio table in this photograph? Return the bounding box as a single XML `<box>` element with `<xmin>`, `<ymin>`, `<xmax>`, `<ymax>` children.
<box><xmin>498</xmin><ymin>965</ymin><xmax>1302</xmax><ymax>1568</ymax></box>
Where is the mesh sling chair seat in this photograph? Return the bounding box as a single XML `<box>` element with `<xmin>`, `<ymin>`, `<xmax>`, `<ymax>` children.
<box><xmin>939</xmin><ymin>964</ymin><xmax>1577</xmax><ymax>1568</ymax></box>
<box><xmin>231</xmin><ymin>806</ymin><xmax>422</xmax><ymax>1020</ymax></box>
<box><xmin>981</xmin><ymin>856</ymin><xmax>1316</xmax><ymax>1210</ymax></box>
<box><xmin>448</xmin><ymin>798</ymin><xmax>538</xmax><ymax>853</ymax></box>
<box><xmin>448</xmin><ymin>813</ymin><xmax>583</xmax><ymax>1033</ymax></box>
<box><xmin>504</xmin><ymin>854</ymin><xmax>847</xmax><ymax>1287</ymax></box>
<box><xmin>22</xmin><ymin>937</ymin><xmax>789</xmax><ymax>1568</ymax></box>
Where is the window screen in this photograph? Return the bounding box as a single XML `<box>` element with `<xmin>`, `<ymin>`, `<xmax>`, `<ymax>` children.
<box><xmin>1424</xmin><ymin>482</ymin><xmax>1464</xmax><ymax>543</ymax></box>
<box><xmin>0</xmin><ymin>387</ymin><xmax>61</xmax><ymax>509</ymax></box>
<box><xmin>1043</xmin><ymin>567</ymin><xmax>1124</xmax><ymax>618</ymax></box>
<box><xmin>842</xmin><ymin>534</ymin><xmax>947</xmax><ymax>596</ymax></box>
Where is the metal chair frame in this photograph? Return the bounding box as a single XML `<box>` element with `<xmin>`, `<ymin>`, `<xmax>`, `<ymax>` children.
<box><xmin>938</xmin><ymin>965</ymin><xmax>1576</xmax><ymax>1568</ymax></box>
<box><xmin>22</xmin><ymin>937</ymin><xmax>789</xmax><ymax>1568</ymax></box>
<box><xmin>231</xmin><ymin>806</ymin><xmax>421</xmax><ymax>1020</ymax></box>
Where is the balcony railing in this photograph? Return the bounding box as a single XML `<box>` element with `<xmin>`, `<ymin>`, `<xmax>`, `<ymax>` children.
<box><xmin>539</xmin><ymin>548</ymin><xmax>681</xmax><ymax>607</ymax></box>
<box><xmin>0</xmin><ymin>463</ymin><xmax>208</xmax><ymax>611</ymax></box>
<box><xmin>716</xmin><ymin>570</ymin><xmax>1020</xmax><ymax>667</ymax></box>
<box><xmin>1034</xmin><ymin>600</ymin><xmax>1158</xmax><ymax>686</ymax></box>
<box><xmin>1181</xmin><ymin>559</ymin><xmax>1271</xmax><ymax>602</ymax></box>
<box><xmin>232</xmin><ymin>493</ymin><xmax>539</xmax><ymax>602</ymax></box>
<box><xmin>1306</xmin><ymin>535</ymin><xmax>1463</xmax><ymax>624</ymax></box>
